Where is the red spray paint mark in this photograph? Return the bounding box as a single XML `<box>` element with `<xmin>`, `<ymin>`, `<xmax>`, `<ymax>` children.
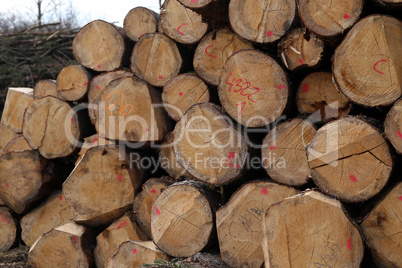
<box><xmin>151</xmin><ymin>189</ymin><xmax>157</xmax><ymax>194</ymax></box>
<box><xmin>97</xmin><ymin>65</ymin><xmax>101</xmax><ymax>69</ymax></box>
<box><xmin>5</xmin><ymin>184</ymin><xmax>9</xmax><ymax>188</ymax></box>
<box><xmin>71</xmin><ymin>118</ymin><xmax>75</xmax><ymax>122</ymax></box>
<box><xmin>265</xmin><ymin>30</ymin><xmax>273</xmax><ymax>37</ymax></box>
<box><xmin>205</xmin><ymin>44</ymin><xmax>216</xmax><ymax>58</ymax></box>
<box><xmin>344</xmin><ymin>13</ymin><xmax>351</xmax><ymax>19</ymax></box>
<box><xmin>59</xmin><ymin>195</ymin><xmax>63</xmax><ymax>201</ymax></box>
<box><xmin>350</xmin><ymin>175</ymin><xmax>357</xmax><ymax>183</ymax></box>
<box><xmin>96</xmin><ymin>85</ymin><xmax>100</xmax><ymax>90</ymax></box>
<box><xmin>397</xmin><ymin>131</ymin><xmax>402</xmax><ymax>139</ymax></box>
<box><xmin>73</xmin><ymin>236</ymin><xmax>78</xmax><ymax>243</ymax></box>
<box><xmin>117</xmin><ymin>174</ymin><xmax>122</xmax><ymax>181</ymax></box>
<box><xmin>298</xmin><ymin>58</ymin><xmax>304</xmax><ymax>64</ymax></box>
<box><xmin>158</xmin><ymin>75</ymin><xmax>163</xmax><ymax>80</ymax></box>
<box><xmin>117</xmin><ymin>222</ymin><xmax>127</xmax><ymax>229</ymax></box>
<box><xmin>228</xmin><ymin>151</ymin><xmax>241</xmax><ymax>168</ymax></box>
<box><xmin>154</xmin><ymin>207</ymin><xmax>161</xmax><ymax>216</ymax></box>
<box><xmin>1</xmin><ymin>213</ymin><xmax>9</xmax><ymax>223</ymax></box>
<box><xmin>347</xmin><ymin>238</ymin><xmax>352</xmax><ymax>250</ymax></box>
<box><xmin>191</xmin><ymin>0</ymin><xmax>198</xmax><ymax>3</ymax></box>
<box><xmin>132</xmin><ymin>248</ymin><xmax>138</xmax><ymax>254</ymax></box>
<box><xmin>270</xmin><ymin>145</ymin><xmax>277</xmax><ymax>150</ymax></box>
<box><xmin>373</xmin><ymin>60</ymin><xmax>387</xmax><ymax>75</ymax></box>
<box><xmin>177</xmin><ymin>23</ymin><xmax>188</xmax><ymax>36</ymax></box>
<box><xmin>260</xmin><ymin>188</ymin><xmax>268</xmax><ymax>195</ymax></box>
<box><xmin>302</xmin><ymin>84</ymin><xmax>309</xmax><ymax>93</ymax></box>
<box><xmin>92</xmin><ymin>138</ymin><xmax>99</xmax><ymax>145</ymax></box>
<box><xmin>145</xmin><ymin>128</ymin><xmax>150</xmax><ymax>132</ymax></box>
<box><xmin>277</xmin><ymin>85</ymin><xmax>286</xmax><ymax>90</ymax></box>
<box><xmin>398</xmin><ymin>196</ymin><xmax>402</xmax><ymax>201</ymax></box>
<box><xmin>83</xmin><ymin>82</ymin><xmax>88</xmax><ymax>86</ymax></box>
<box><xmin>179</xmin><ymin>92</ymin><xmax>184</xmax><ymax>96</ymax></box>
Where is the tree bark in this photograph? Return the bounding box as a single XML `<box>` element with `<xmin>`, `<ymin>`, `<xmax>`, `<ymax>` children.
<box><xmin>94</xmin><ymin>214</ymin><xmax>148</xmax><ymax>268</ymax></box>
<box><xmin>385</xmin><ymin>98</ymin><xmax>402</xmax><ymax>154</ymax></box>
<box><xmin>216</xmin><ymin>181</ymin><xmax>299</xmax><ymax>268</ymax></box>
<box><xmin>124</xmin><ymin>7</ymin><xmax>159</xmax><ymax>42</ymax></box>
<box><xmin>296</xmin><ymin>72</ymin><xmax>352</xmax><ymax>122</ymax></box>
<box><xmin>229</xmin><ymin>0</ymin><xmax>296</xmax><ymax>43</ymax></box>
<box><xmin>307</xmin><ymin>117</ymin><xmax>393</xmax><ymax>202</ymax></box>
<box><xmin>178</xmin><ymin>0</ymin><xmax>230</xmax><ymax>24</ymax></box>
<box><xmin>131</xmin><ymin>33</ymin><xmax>182</xmax><ymax>87</ymax></box>
<box><xmin>193</xmin><ymin>28</ymin><xmax>253</xmax><ymax>86</ymax></box>
<box><xmin>0</xmin><ymin>207</ymin><xmax>17</xmax><ymax>252</ymax></box>
<box><xmin>105</xmin><ymin>241</ymin><xmax>169</xmax><ymax>268</ymax></box>
<box><xmin>159</xmin><ymin>0</ymin><xmax>209</xmax><ymax>45</ymax></box>
<box><xmin>56</xmin><ymin>65</ymin><xmax>92</xmax><ymax>102</ymax></box>
<box><xmin>262</xmin><ymin>191</ymin><xmax>364</xmax><ymax>268</ymax></box>
<box><xmin>333</xmin><ymin>15</ymin><xmax>402</xmax><ymax>107</ymax></box>
<box><xmin>1</xmin><ymin>87</ymin><xmax>34</xmax><ymax>133</ymax></box>
<box><xmin>33</xmin><ymin>80</ymin><xmax>57</xmax><ymax>99</ymax></box>
<box><xmin>262</xmin><ymin>118</ymin><xmax>316</xmax><ymax>186</ymax></box>
<box><xmin>174</xmin><ymin>102</ymin><xmax>248</xmax><ymax>185</ymax></box>
<box><xmin>361</xmin><ymin>182</ymin><xmax>402</xmax><ymax>268</ymax></box>
<box><xmin>28</xmin><ymin>223</ymin><xmax>94</xmax><ymax>268</ymax></box>
<box><xmin>151</xmin><ymin>181</ymin><xmax>219</xmax><ymax>257</ymax></box>
<box><xmin>20</xmin><ymin>192</ymin><xmax>73</xmax><ymax>246</ymax></box>
<box><xmin>162</xmin><ymin>73</ymin><xmax>210</xmax><ymax>121</ymax></box>
<box><xmin>62</xmin><ymin>146</ymin><xmax>143</xmax><ymax>226</ymax></box>
<box><xmin>0</xmin><ymin>150</ymin><xmax>53</xmax><ymax>214</ymax></box>
<box><xmin>218</xmin><ymin>49</ymin><xmax>289</xmax><ymax>127</ymax></box>
<box><xmin>22</xmin><ymin>96</ymin><xmax>81</xmax><ymax>159</ymax></box>
<box><xmin>278</xmin><ymin>28</ymin><xmax>324</xmax><ymax>71</ymax></box>
<box><xmin>133</xmin><ymin>177</ymin><xmax>174</xmax><ymax>238</ymax></box>
<box><xmin>298</xmin><ymin>0</ymin><xmax>363</xmax><ymax>38</ymax></box>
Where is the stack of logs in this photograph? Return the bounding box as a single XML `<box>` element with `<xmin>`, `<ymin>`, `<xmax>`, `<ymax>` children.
<box><xmin>0</xmin><ymin>0</ymin><xmax>401</xmax><ymax>267</ymax></box>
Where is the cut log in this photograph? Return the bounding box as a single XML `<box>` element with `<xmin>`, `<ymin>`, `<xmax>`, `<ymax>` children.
<box><xmin>296</xmin><ymin>72</ymin><xmax>352</xmax><ymax>122</ymax></box>
<box><xmin>3</xmin><ymin>135</ymin><xmax>32</xmax><ymax>153</ymax></box>
<box><xmin>87</xmin><ymin>70</ymin><xmax>133</xmax><ymax>124</ymax></box>
<box><xmin>56</xmin><ymin>65</ymin><xmax>92</xmax><ymax>101</ymax></box>
<box><xmin>0</xmin><ymin>150</ymin><xmax>53</xmax><ymax>214</ymax></box>
<box><xmin>333</xmin><ymin>15</ymin><xmax>402</xmax><ymax>107</ymax></box>
<box><xmin>62</xmin><ymin>146</ymin><xmax>142</xmax><ymax>226</ymax></box>
<box><xmin>361</xmin><ymin>182</ymin><xmax>402</xmax><ymax>268</ymax></box>
<box><xmin>28</xmin><ymin>223</ymin><xmax>94</xmax><ymax>268</ymax></box>
<box><xmin>75</xmin><ymin>134</ymin><xmax>115</xmax><ymax>165</ymax></box>
<box><xmin>94</xmin><ymin>214</ymin><xmax>148</xmax><ymax>268</ymax></box>
<box><xmin>20</xmin><ymin>192</ymin><xmax>73</xmax><ymax>246</ymax></box>
<box><xmin>1</xmin><ymin>87</ymin><xmax>34</xmax><ymax>133</ymax></box>
<box><xmin>159</xmin><ymin>0</ymin><xmax>209</xmax><ymax>45</ymax></box>
<box><xmin>178</xmin><ymin>0</ymin><xmax>230</xmax><ymax>24</ymax></box>
<box><xmin>0</xmin><ymin>207</ymin><xmax>17</xmax><ymax>252</ymax></box>
<box><xmin>229</xmin><ymin>0</ymin><xmax>296</xmax><ymax>43</ymax></box>
<box><xmin>131</xmin><ymin>33</ymin><xmax>182</xmax><ymax>87</ymax></box>
<box><xmin>298</xmin><ymin>0</ymin><xmax>363</xmax><ymax>38</ymax></box>
<box><xmin>262</xmin><ymin>118</ymin><xmax>316</xmax><ymax>186</ymax></box>
<box><xmin>22</xmin><ymin>96</ymin><xmax>81</xmax><ymax>159</ymax></box>
<box><xmin>216</xmin><ymin>181</ymin><xmax>299</xmax><ymax>268</ymax></box>
<box><xmin>262</xmin><ymin>191</ymin><xmax>364</xmax><ymax>268</ymax></box>
<box><xmin>133</xmin><ymin>177</ymin><xmax>174</xmax><ymax>238</ymax></box>
<box><xmin>218</xmin><ymin>49</ymin><xmax>289</xmax><ymax>127</ymax></box>
<box><xmin>123</xmin><ymin>7</ymin><xmax>159</xmax><ymax>42</ymax></box>
<box><xmin>159</xmin><ymin>132</ymin><xmax>192</xmax><ymax>180</ymax></box>
<box><xmin>162</xmin><ymin>73</ymin><xmax>210</xmax><ymax>121</ymax></box>
<box><xmin>278</xmin><ymin>28</ymin><xmax>324</xmax><ymax>71</ymax></box>
<box><xmin>193</xmin><ymin>28</ymin><xmax>253</xmax><ymax>86</ymax></box>
<box><xmin>73</xmin><ymin>20</ymin><xmax>129</xmax><ymax>72</ymax></box>
<box><xmin>385</xmin><ymin>98</ymin><xmax>402</xmax><ymax>154</ymax></box>
<box><xmin>33</xmin><ymin>79</ymin><xmax>57</xmax><ymax>99</ymax></box>
<box><xmin>105</xmin><ymin>241</ymin><xmax>169</xmax><ymax>268</ymax></box>
<box><xmin>307</xmin><ymin>117</ymin><xmax>393</xmax><ymax>202</ymax></box>
<box><xmin>0</xmin><ymin>124</ymin><xmax>16</xmax><ymax>154</ymax></box>
<box><xmin>94</xmin><ymin>76</ymin><xmax>168</xmax><ymax>142</ymax></box>
<box><xmin>174</xmin><ymin>103</ymin><xmax>248</xmax><ymax>185</ymax></box>
<box><xmin>151</xmin><ymin>181</ymin><xmax>219</xmax><ymax>257</ymax></box>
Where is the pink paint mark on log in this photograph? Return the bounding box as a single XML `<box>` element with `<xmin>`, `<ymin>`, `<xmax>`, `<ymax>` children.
<box><xmin>73</xmin><ymin>236</ymin><xmax>78</xmax><ymax>243</ymax></box>
<box><xmin>350</xmin><ymin>175</ymin><xmax>357</xmax><ymax>183</ymax></box>
<box><xmin>159</xmin><ymin>75</ymin><xmax>163</xmax><ymax>80</ymax></box>
<box><xmin>96</xmin><ymin>85</ymin><xmax>100</xmax><ymax>89</ymax></box>
<box><xmin>270</xmin><ymin>145</ymin><xmax>277</xmax><ymax>150</ymax></box>
<box><xmin>373</xmin><ymin>60</ymin><xmax>387</xmax><ymax>75</ymax></box>
<box><xmin>277</xmin><ymin>85</ymin><xmax>286</xmax><ymax>90</ymax></box>
<box><xmin>132</xmin><ymin>248</ymin><xmax>137</xmax><ymax>254</ymax></box>
<box><xmin>59</xmin><ymin>195</ymin><xmax>63</xmax><ymax>201</ymax></box>
<box><xmin>117</xmin><ymin>174</ymin><xmax>123</xmax><ymax>181</ymax></box>
<box><xmin>145</xmin><ymin>128</ymin><xmax>150</xmax><ymax>132</ymax></box>
<box><xmin>5</xmin><ymin>184</ymin><xmax>9</xmax><ymax>188</ymax></box>
<box><xmin>177</xmin><ymin>23</ymin><xmax>189</xmax><ymax>36</ymax></box>
<box><xmin>261</xmin><ymin>188</ymin><xmax>268</xmax><ymax>195</ymax></box>
<box><xmin>396</xmin><ymin>131</ymin><xmax>402</xmax><ymax>139</ymax></box>
<box><xmin>92</xmin><ymin>138</ymin><xmax>99</xmax><ymax>145</ymax></box>
<box><xmin>83</xmin><ymin>82</ymin><xmax>88</xmax><ymax>86</ymax></box>
<box><xmin>205</xmin><ymin>44</ymin><xmax>216</xmax><ymax>58</ymax></box>
<box><xmin>191</xmin><ymin>0</ymin><xmax>197</xmax><ymax>3</ymax></box>
<box><xmin>302</xmin><ymin>84</ymin><xmax>309</xmax><ymax>93</ymax></box>
<box><xmin>151</xmin><ymin>189</ymin><xmax>157</xmax><ymax>194</ymax></box>
<box><xmin>344</xmin><ymin>13</ymin><xmax>351</xmax><ymax>19</ymax></box>
<box><xmin>265</xmin><ymin>30</ymin><xmax>273</xmax><ymax>37</ymax></box>
<box><xmin>97</xmin><ymin>65</ymin><xmax>101</xmax><ymax>69</ymax></box>
<box><xmin>347</xmin><ymin>238</ymin><xmax>352</xmax><ymax>250</ymax></box>
<box><xmin>117</xmin><ymin>222</ymin><xmax>127</xmax><ymax>229</ymax></box>
<box><xmin>228</xmin><ymin>151</ymin><xmax>241</xmax><ymax>168</ymax></box>
<box><xmin>1</xmin><ymin>213</ymin><xmax>9</xmax><ymax>223</ymax></box>
<box><xmin>71</xmin><ymin>118</ymin><xmax>75</xmax><ymax>122</ymax></box>
<box><xmin>154</xmin><ymin>207</ymin><xmax>161</xmax><ymax>216</ymax></box>
<box><xmin>298</xmin><ymin>58</ymin><xmax>304</xmax><ymax>64</ymax></box>
<box><xmin>398</xmin><ymin>196</ymin><xmax>402</xmax><ymax>201</ymax></box>
<box><xmin>179</xmin><ymin>92</ymin><xmax>184</xmax><ymax>96</ymax></box>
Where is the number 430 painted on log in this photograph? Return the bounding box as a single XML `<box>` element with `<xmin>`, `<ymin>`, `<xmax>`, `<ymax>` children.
<box><xmin>225</xmin><ymin>73</ymin><xmax>260</xmax><ymax>116</ymax></box>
